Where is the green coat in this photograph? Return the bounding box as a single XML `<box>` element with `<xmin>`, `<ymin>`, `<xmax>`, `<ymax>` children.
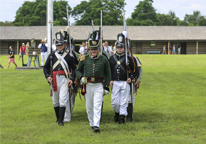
<box><xmin>76</xmin><ymin>52</ymin><xmax>111</xmax><ymax>86</ymax></box>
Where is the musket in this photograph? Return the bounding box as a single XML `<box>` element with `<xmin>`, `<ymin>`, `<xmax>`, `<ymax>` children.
<box><xmin>66</xmin><ymin>5</ymin><xmax>73</xmax><ymax>113</ymax></box>
<box><xmin>123</xmin><ymin>14</ymin><xmax>134</xmax><ymax>105</ymax></box>
<box><xmin>123</xmin><ymin>13</ymin><xmax>129</xmax><ymax>79</ymax></box>
<box><xmin>100</xmin><ymin>10</ymin><xmax>103</xmax><ymax>55</ymax></box>
<box><xmin>91</xmin><ymin>20</ymin><xmax>95</xmax><ymax>31</ymax></box>
<box><xmin>66</xmin><ymin>5</ymin><xmax>72</xmax><ymax>55</ymax></box>
<box><xmin>49</xmin><ymin>22</ymin><xmax>53</xmax><ymax>96</ymax></box>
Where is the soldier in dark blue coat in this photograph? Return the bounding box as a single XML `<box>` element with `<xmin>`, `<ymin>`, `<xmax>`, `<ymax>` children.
<box><xmin>43</xmin><ymin>31</ymin><xmax>76</xmax><ymax>126</ymax></box>
<box><xmin>109</xmin><ymin>33</ymin><xmax>135</xmax><ymax>124</ymax></box>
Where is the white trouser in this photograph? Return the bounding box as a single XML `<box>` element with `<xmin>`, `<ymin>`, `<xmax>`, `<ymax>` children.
<box><xmin>64</xmin><ymin>93</ymin><xmax>76</xmax><ymax>122</ymax></box>
<box><xmin>85</xmin><ymin>83</ymin><xmax>103</xmax><ymax>127</ymax></box>
<box><xmin>41</xmin><ymin>52</ymin><xmax>48</xmax><ymax>66</ymax></box>
<box><xmin>111</xmin><ymin>81</ymin><xmax>130</xmax><ymax>116</ymax></box>
<box><xmin>52</xmin><ymin>75</ymin><xmax>68</xmax><ymax>107</ymax></box>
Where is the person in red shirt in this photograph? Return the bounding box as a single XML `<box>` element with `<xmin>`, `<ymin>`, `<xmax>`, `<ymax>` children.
<box><xmin>19</xmin><ymin>43</ymin><xmax>26</xmax><ymax>60</ymax></box>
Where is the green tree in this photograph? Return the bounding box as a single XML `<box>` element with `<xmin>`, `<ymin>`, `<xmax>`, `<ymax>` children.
<box><xmin>71</xmin><ymin>0</ymin><xmax>125</xmax><ymax>25</ymax></box>
<box><xmin>127</xmin><ymin>0</ymin><xmax>160</xmax><ymax>26</ymax></box>
<box><xmin>157</xmin><ymin>14</ymin><xmax>174</xmax><ymax>25</ymax></box>
<box><xmin>199</xmin><ymin>16</ymin><xmax>206</xmax><ymax>26</ymax></box>
<box><xmin>13</xmin><ymin>0</ymin><xmax>71</xmax><ymax>26</ymax></box>
<box><xmin>183</xmin><ymin>11</ymin><xmax>203</xmax><ymax>26</ymax></box>
<box><xmin>0</xmin><ymin>21</ymin><xmax>14</xmax><ymax>26</ymax></box>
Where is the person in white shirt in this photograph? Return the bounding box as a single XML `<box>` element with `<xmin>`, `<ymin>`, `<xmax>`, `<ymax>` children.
<box><xmin>103</xmin><ymin>41</ymin><xmax>113</xmax><ymax>57</ymax></box>
<box><xmin>79</xmin><ymin>42</ymin><xmax>87</xmax><ymax>55</ymax></box>
<box><xmin>38</xmin><ymin>39</ymin><xmax>48</xmax><ymax>67</ymax></box>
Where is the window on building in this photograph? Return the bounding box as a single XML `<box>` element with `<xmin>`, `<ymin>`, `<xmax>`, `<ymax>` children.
<box><xmin>151</xmin><ymin>41</ymin><xmax>156</xmax><ymax>48</ymax></box>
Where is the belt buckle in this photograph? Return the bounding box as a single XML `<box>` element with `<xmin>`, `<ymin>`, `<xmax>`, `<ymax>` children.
<box><xmin>91</xmin><ymin>77</ymin><xmax>95</xmax><ymax>82</ymax></box>
<box><xmin>56</xmin><ymin>72</ymin><xmax>59</xmax><ymax>76</ymax></box>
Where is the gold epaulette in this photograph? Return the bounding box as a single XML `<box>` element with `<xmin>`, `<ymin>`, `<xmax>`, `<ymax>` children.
<box><xmin>80</xmin><ymin>55</ymin><xmax>85</xmax><ymax>61</ymax></box>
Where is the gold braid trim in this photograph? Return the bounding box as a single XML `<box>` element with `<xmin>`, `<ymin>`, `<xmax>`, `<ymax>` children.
<box><xmin>80</xmin><ymin>55</ymin><xmax>85</xmax><ymax>61</ymax></box>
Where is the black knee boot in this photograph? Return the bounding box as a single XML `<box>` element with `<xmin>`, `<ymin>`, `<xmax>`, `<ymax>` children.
<box><xmin>58</xmin><ymin>107</ymin><xmax>66</xmax><ymax>126</ymax></box>
<box><xmin>119</xmin><ymin>115</ymin><xmax>125</xmax><ymax>124</ymax></box>
<box><xmin>126</xmin><ymin>103</ymin><xmax>133</xmax><ymax>122</ymax></box>
<box><xmin>54</xmin><ymin>106</ymin><xmax>59</xmax><ymax>122</ymax></box>
<box><xmin>114</xmin><ymin>113</ymin><xmax>119</xmax><ymax>122</ymax></box>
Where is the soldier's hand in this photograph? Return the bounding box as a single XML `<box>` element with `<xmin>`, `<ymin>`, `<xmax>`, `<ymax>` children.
<box><xmin>110</xmin><ymin>81</ymin><xmax>114</xmax><ymax>89</ymax></box>
<box><xmin>127</xmin><ymin>78</ymin><xmax>131</xmax><ymax>84</ymax></box>
<box><xmin>47</xmin><ymin>77</ymin><xmax>52</xmax><ymax>84</ymax></box>
<box><xmin>135</xmin><ymin>82</ymin><xmax>139</xmax><ymax>89</ymax></box>
<box><xmin>68</xmin><ymin>80</ymin><xmax>73</xmax><ymax>87</ymax></box>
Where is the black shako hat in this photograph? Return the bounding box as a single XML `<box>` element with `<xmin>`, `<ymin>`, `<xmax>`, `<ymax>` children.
<box><xmin>55</xmin><ymin>32</ymin><xmax>64</xmax><ymax>46</ymax></box>
<box><xmin>116</xmin><ymin>33</ymin><xmax>125</xmax><ymax>48</ymax></box>
<box><xmin>88</xmin><ymin>39</ymin><xmax>100</xmax><ymax>50</ymax></box>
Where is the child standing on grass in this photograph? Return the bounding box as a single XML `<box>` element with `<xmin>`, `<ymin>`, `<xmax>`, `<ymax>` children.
<box><xmin>162</xmin><ymin>44</ymin><xmax>166</xmax><ymax>54</ymax></box>
<box><xmin>6</xmin><ymin>46</ymin><xmax>18</xmax><ymax>69</ymax></box>
<box><xmin>172</xmin><ymin>45</ymin><xmax>176</xmax><ymax>55</ymax></box>
<box><xmin>178</xmin><ymin>46</ymin><xmax>181</xmax><ymax>55</ymax></box>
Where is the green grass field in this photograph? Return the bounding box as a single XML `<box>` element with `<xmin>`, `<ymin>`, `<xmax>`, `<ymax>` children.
<box><xmin>0</xmin><ymin>54</ymin><xmax>206</xmax><ymax>144</ymax></box>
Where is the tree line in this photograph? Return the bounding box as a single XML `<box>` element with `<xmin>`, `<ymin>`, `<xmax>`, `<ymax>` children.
<box><xmin>1</xmin><ymin>0</ymin><xmax>206</xmax><ymax>26</ymax></box>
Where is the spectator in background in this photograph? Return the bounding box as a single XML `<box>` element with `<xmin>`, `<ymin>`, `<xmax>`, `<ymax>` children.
<box><xmin>172</xmin><ymin>45</ymin><xmax>176</xmax><ymax>55</ymax></box>
<box><xmin>162</xmin><ymin>44</ymin><xmax>166</xmax><ymax>54</ymax></box>
<box><xmin>26</xmin><ymin>42</ymin><xmax>31</xmax><ymax>55</ymax></box>
<box><xmin>169</xmin><ymin>44</ymin><xmax>172</xmax><ymax>54</ymax></box>
<box><xmin>38</xmin><ymin>39</ymin><xmax>48</xmax><ymax>67</ymax></box>
<box><xmin>6</xmin><ymin>46</ymin><xmax>18</xmax><ymax>69</ymax></box>
<box><xmin>79</xmin><ymin>42</ymin><xmax>87</xmax><ymax>55</ymax></box>
<box><xmin>19</xmin><ymin>43</ymin><xmax>26</xmax><ymax>60</ymax></box>
<box><xmin>103</xmin><ymin>41</ymin><xmax>113</xmax><ymax>57</ymax></box>
<box><xmin>178</xmin><ymin>46</ymin><xmax>181</xmax><ymax>55</ymax></box>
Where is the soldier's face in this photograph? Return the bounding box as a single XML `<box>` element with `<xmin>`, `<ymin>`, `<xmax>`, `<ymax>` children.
<box><xmin>56</xmin><ymin>43</ymin><xmax>66</xmax><ymax>51</ymax></box>
<box><xmin>116</xmin><ymin>47</ymin><xmax>124</xmax><ymax>54</ymax></box>
<box><xmin>90</xmin><ymin>49</ymin><xmax>98</xmax><ymax>56</ymax></box>
<box><xmin>105</xmin><ymin>42</ymin><xmax>108</xmax><ymax>46</ymax></box>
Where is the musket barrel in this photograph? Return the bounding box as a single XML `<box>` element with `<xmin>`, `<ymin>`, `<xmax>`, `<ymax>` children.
<box><xmin>100</xmin><ymin>10</ymin><xmax>103</xmax><ymax>55</ymax></box>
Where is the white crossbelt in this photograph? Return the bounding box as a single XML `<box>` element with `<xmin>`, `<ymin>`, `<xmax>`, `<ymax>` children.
<box><xmin>53</xmin><ymin>52</ymin><xmax>70</xmax><ymax>79</ymax></box>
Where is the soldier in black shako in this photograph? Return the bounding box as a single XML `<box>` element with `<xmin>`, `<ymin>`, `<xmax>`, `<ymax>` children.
<box><xmin>109</xmin><ymin>33</ymin><xmax>135</xmax><ymax>124</ymax></box>
<box><xmin>43</xmin><ymin>31</ymin><xmax>76</xmax><ymax>126</ymax></box>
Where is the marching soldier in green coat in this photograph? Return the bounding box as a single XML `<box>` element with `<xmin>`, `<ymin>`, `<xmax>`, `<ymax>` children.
<box><xmin>76</xmin><ymin>39</ymin><xmax>111</xmax><ymax>133</ymax></box>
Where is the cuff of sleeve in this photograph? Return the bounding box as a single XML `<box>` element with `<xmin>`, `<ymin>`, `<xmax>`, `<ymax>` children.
<box><xmin>70</xmin><ymin>76</ymin><xmax>74</xmax><ymax>81</ymax></box>
<box><xmin>136</xmin><ymin>80</ymin><xmax>141</xmax><ymax>83</ymax></box>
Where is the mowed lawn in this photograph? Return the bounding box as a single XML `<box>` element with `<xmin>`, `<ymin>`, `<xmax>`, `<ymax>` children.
<box><xmin>0</xmin><ymin>54</ymin><xmax>206</xmax><ymax>144</ymax></box>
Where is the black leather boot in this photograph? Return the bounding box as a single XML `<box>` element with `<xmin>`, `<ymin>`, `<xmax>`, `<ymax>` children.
<box><xmin>93</xmin><ymin>126</ymin><xmax>100</xmax><ymax>133</ymax></box>
<box><xmin>114</xmin><ymin>113</ymin><xmax>119</xmax><ymax>122</ymax></box>
<box><xmin>119</xmin><ymin>115</ymin><xmax>125</xmax><ymax>124</ymax></box>
<box><xmin>54</xmin><ymin>106</ymin><xmax>59</xmax><ymax>122</ymax></box>
<box><xmin>58</xmin><ymin>107</ymin><xmax>66</xmax><ymax>126</ymax></box>
<box><xmin>126</xmin><ymin>103</ymin><xmax>133</xmax><ymax>122</ymax></box>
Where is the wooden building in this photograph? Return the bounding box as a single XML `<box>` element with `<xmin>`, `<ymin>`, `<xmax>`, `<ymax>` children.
<box><xmin>0</xmin><ymin>26</ymin><xmax>206</xmax><ymax>55</ymax></box>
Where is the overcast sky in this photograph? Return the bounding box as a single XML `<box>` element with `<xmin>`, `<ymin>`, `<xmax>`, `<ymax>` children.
<box><xmin>1</xmin><ymin>0</ymin><xmax>206</xmax><ymax>23</ymax></box>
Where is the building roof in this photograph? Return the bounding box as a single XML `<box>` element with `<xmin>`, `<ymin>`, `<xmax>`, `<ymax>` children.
<box><xmin>0</xmin><ymin>26</ymin><xmax>206</xmax><ymax>41</ymax></box>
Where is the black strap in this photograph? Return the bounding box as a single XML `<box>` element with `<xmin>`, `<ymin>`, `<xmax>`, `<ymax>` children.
<box><xmin>113</xmin><ymin>54</ymin><xmax>126</xmax><ymax>73</ymax></box>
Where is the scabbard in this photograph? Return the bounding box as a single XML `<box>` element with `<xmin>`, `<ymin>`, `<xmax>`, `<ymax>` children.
<box><xmin>81</xmin><ymin>84</ymin><xmax>86</xmax><ymax>95</ymax></box>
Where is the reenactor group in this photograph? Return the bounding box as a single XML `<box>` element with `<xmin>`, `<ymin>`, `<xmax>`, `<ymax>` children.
<box><xmin>43</xmin><ymin>25</ymin><xmax>143</xmax><ymax>133</ymax></box>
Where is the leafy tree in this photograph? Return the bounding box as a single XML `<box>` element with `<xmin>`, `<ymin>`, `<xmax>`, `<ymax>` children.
<box><xmin>157</xmin><ymin>13</ymin><xmax>174</xmax><ymax>25</ymax></box>
<box><xmin>127</xmin><ymin>0</ymin><xmax>160</xmax><ymax>26</ymax></box>
<box><xmin>13</xmin><ymin>0</ymin><xmax>71</xmax><ymax>26</ymax></box>
<box><xmin>0</xmin><ymin>21</ymin><xmax>14</xmax><ymax>26</ymax></box>
<box><xmin>71</xmin><ymin>0</ymin><xmax>125</xmax><ymax>25</ymax></box>
<box><xmin>199</xmin><ymin>16</ymin><xmax>206</xmax><ymax>26</ymax></box>
<box><xmin>183</xmin><ymin>11</ymin><xmax>203</xmax><ymax>26</ymax></box>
